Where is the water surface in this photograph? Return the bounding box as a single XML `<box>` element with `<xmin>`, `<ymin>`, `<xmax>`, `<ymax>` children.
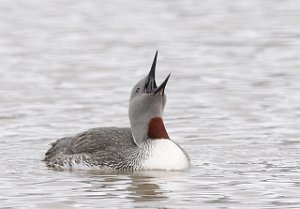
<box><xmin>1</xmin><ymin>0</ymin><xmax>300</xmax><ymax>208</ymax></box>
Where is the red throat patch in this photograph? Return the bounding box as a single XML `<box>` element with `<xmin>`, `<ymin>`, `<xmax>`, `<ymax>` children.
<box><xmin>148</xmin><ymin>117</ymin><xmax>170</xmax><ymax>139</ymax></box>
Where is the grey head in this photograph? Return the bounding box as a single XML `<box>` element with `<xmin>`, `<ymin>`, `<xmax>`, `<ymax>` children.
<box><xmin>129</xmin><ymin>51</ymin><xmax>171</xmax><ymax>146</ymax></box>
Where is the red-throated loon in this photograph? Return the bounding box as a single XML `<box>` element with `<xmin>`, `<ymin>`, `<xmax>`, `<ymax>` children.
<box><xmin>44</xmin><ymin>52</ymin><xmax>190</xmax><ymax>171</ymax></box>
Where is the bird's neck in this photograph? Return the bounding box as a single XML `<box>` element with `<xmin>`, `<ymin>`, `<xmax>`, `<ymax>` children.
<box><xmin>147</xmin><ymin>117</ymin><xmax>169</xmax><ymax>139</ymax></box>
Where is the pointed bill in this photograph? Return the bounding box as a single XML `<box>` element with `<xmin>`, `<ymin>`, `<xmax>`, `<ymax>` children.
<box><xmin>145</xmin><ymin>51</ymin><xmax>158</xmax><ymax>93</ymax></box>
<box><xmin>148</xmin><ymin>50</ymin><xmax>158</xmax><ymax>82</ymax></box>
<box><xmin>154</xmin><ymin>73</ymin><xmax>171</xmax><ymax>95</ymax></box>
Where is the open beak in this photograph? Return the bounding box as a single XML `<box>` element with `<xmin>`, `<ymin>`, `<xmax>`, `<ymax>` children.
<box><xmin>144</xmin><ymin>51</ymin><xmax>171</xmax><ymax>95</ymax></box>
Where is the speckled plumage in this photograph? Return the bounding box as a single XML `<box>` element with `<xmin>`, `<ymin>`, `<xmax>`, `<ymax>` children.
<box><xmin>45</xmin><ymin>127</ymin><xmax>147</xmax><ymax>170</ymax></box>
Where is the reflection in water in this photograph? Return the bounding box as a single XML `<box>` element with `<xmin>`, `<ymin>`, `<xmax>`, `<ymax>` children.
<box><xmin>72</xmin><ymin>170</ymin><xmax>172</xmax><ymax>202</ymax></box>
<box><xmin>127</xmin><ymin>175</ymin><xmax>168</xmax><ymax>202</ymax></box>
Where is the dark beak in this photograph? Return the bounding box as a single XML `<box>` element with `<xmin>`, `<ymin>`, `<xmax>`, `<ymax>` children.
<box><xmin>154</xmin><ymin>73</ymin><xmax>171</xmax><ymax>95</ymax></box>
<box><xmin>145</xmin><ymin>51</ymin><xmax>171</xmax><ymax>95</ymax></box>
<box><xmin>145</xmin><ymin>51</ymin><xmax>158</xmax><ymax>93</ymax></box>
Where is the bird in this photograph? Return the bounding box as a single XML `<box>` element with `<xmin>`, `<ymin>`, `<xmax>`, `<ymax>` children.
<box><xmin>44</xmin><ymin>52</ymin><xmax>190</xmax><ymax>171</ymax></box>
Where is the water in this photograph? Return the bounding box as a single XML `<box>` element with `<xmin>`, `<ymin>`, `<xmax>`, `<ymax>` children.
<box><xmin>1</xmin><ymin>0</ymin><xmax>300</xmax><ymax>208</ymax></box>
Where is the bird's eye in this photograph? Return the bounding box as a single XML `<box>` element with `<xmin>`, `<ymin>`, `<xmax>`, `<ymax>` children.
<box><xmin>135</xmin><ymin>88</ymin><xmax>140</xmax><ymax>94</ymax></box>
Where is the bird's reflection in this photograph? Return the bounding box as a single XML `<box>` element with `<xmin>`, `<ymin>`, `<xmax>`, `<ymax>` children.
<box><xmin>127</xmin><ymin>174</ymin><xmax>167</xmax><ymax>202</ymax></box>
<box><xmin>73</xmin><ymin>169</ymin><xmax>184</xmax><ymax>202</ymax></box>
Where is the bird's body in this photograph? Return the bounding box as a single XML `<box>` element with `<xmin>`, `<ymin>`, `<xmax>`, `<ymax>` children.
<box><xmin>45</xmin><ymin>52</ymin><xmax>190</xmax><ymax>171</ymax></box>
<box><xmin>45</xmin><ymin>127</ymin><xmax>189</xmax><ymax>170</ymax></box>
<box><xmin>45</xmin><ymin>127</ymin><xmax>137</xmax><ymax>170</ymax></box>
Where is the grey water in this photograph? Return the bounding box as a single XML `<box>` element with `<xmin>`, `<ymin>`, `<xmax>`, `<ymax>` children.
<box><xmin>1</xmin><ymin>0</ymin><xmax>300</xmax><ymax>208</ymax></box>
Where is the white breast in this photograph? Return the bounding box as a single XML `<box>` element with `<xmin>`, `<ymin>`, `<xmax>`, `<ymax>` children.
<box><xmin>141</xmin><ymin>139</ymin><xmax>190</xmax><ymax>170</ymax></box>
